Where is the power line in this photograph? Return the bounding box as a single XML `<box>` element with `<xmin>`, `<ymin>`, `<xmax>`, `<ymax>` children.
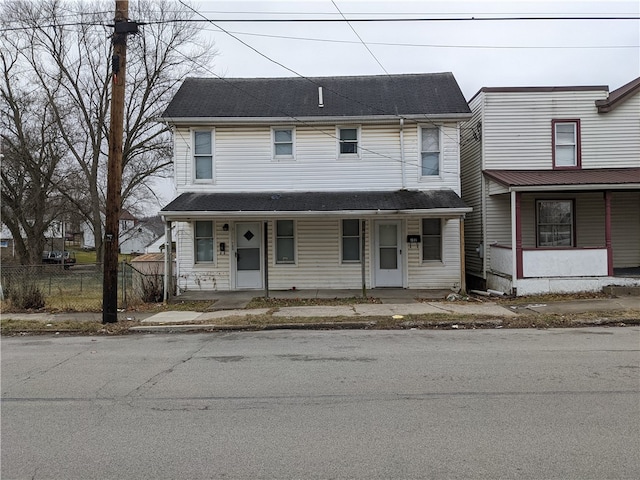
<box><xmin>142</xmin><ymin>16</ymin><xmax>640</xmax><ymax>23</ymax></box>
<box><xmin>331</xmin><ymin>0</ymin><xmax>390</xmax><ymax>75</ymax></box>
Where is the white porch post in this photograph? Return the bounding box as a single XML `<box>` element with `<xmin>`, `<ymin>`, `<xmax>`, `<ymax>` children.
<box><xmin>163</xmin><ymin>220</ymin><xmax>172</xmax><ymax>303</ymax></box>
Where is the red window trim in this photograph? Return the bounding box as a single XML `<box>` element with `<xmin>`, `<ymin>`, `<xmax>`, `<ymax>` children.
<box><xmin>535</xmin><ymin>198</ymin><xmax>576</xmax><ymax>248</ymax></box>
<box><xmin>551</xmin><ymin>119</ymin><xmax>581</xmax><ymax>170</ymax></box>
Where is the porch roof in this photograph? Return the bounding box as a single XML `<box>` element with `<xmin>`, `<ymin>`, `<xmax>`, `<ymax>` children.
<box><xmin>484</xmin><ymin>168</ymin><xmax>640</xmax><ymax>192</ymax></box>
<box><xmin>161</xmin><ymin>190</ymin><xmax>471</xmax><ymax>219</ymax></box>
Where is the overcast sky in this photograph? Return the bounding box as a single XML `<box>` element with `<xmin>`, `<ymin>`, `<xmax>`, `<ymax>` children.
<box><xmin>189</xmin><ymin>0</ymin><xmax>640</xmax><ymax>98</ymax></box>
<box><xmin>150</xmin><ymin>0</ymin><xmax>639</xmax><ymax>213</ymax></box>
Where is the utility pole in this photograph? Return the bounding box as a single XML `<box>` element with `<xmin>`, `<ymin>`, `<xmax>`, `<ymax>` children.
<box><xmin>103</xmin><ymin>0</ymin><xmax>137</xmax><ymax>323</ymax></box>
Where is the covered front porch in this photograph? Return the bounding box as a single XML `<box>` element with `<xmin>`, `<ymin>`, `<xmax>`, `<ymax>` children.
<box><xmin>160</xmin><ymin>190</ymin><xmax>471</xmax><ymax>300</ymax></box>
<box><xmin>483</xmin><ymin>168</ymin><xmax>640</xmax><ymax>295</ymax></box>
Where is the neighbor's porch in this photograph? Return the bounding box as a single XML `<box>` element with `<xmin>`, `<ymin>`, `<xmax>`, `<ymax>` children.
<box><xmin>485</xmin><ymin>169</ymin><xmax>640</xmax><ymax>295</ymax></box>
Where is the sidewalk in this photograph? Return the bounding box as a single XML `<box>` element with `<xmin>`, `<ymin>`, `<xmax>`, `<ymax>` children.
<box><xmin>3</xmin><ymin>293</ymin><xmax>639</xmax><ymax>333</ymax></box>
<box><xmin>129</xmin><ymin>295</ymin><xmax>640</xmax><ymax>332</ymax></box>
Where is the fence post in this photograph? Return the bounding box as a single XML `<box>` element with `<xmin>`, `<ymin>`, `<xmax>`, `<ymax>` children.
<box><xmin>121</xmin><ymin>260</ymin><xmax>127</xmax><ymax>309</ymax></box>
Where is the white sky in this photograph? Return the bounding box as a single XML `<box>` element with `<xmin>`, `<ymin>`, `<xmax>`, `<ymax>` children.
<box><xmin>149</xmin><ymin>0</ymin><xmax>639</xmax><ymax>213</ymax></box>
<box><xmin>189</xmin><ymin>0</ymin><xmax>640</xmax><ymax>98</ymax></box>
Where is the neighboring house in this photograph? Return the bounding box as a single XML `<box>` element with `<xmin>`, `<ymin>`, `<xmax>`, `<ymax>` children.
<box><xmin>160</xmin><ymin>73</ymin><xmax>472</xmax><ymax>294</ymax></box>
<box><xmin>460</xmin><ymin>77</ymin><xmax>640</xmax><ymax>296</ymax></box>
<box><xmin>81</xmin><ymin>210</ymin><xmax>158</xmax><ymax>254</ymax></box>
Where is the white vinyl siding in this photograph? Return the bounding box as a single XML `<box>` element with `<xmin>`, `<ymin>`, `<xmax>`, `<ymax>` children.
<box><xmin>407</xmin><ymin>217</ymin><xmax>462</xmax><ymax>289</ymax></box>
<box><xmin>611</xmin><ymin>192</ymin><xmax>640</xmax><ymax>267</ymax></box>
<box><xmin>172</xmin><ymin>218</ymin><xmax>464</xmax><ymax>291</ymax></box>
<box><xmin>460</xmin><ymin>96</ymin><xmax>485</xmax><ymax>276</ymax></box>
<box><xmin>174</xmin><ymin>221</ymin><xmax>231</xmax><ymax>291</ymax></box>
<box><xmin>173</xmin><ymin>123</ymin><xmax>462</xmax><ymax>193</ymax></box>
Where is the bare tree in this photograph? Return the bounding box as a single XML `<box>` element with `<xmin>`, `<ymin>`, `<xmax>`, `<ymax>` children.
<box><xmin>0</xmin><ymin>49</ymin><xmax>68</xmax><ymax>264</ymax></box>
<box><xmin>1</xmin><ymin>0</ymin><xmax>216</xmax><ymax>261</ymax></box>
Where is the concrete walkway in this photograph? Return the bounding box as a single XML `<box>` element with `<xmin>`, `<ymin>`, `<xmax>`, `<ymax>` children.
<box><xmin>3</xmin><ymin>290</ymin><xmax>639</xmax><ymax>332</ymax></box>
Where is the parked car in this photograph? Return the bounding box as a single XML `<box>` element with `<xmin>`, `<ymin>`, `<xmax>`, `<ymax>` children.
<box><xmin>42</xmin><ymin>251</ymin><xmax>76</xmax><ymax>269</ymax></box>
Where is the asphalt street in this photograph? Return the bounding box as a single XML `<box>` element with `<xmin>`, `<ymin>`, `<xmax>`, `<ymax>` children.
<box><xmin>2</xmin><ymin>328</ymin><xmax>639</xmax><ymax>479</ymax></box>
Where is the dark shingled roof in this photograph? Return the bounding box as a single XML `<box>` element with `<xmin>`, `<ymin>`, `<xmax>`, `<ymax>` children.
<box><xmin>161</xmin><ymin>73</ymin><xmax>471</xmax><ymax>119</ymax></box>
<box><xmin>161</xmin><ymin>190</ymin><xmax>469</xmax><ymax>215</ymax></box>
<box><xmin>484</xmin><ymin>168</ymin><xmax>640</xmax><ymax>188</ymax></box>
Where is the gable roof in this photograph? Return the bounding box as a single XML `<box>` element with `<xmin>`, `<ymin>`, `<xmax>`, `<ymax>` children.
<box><xmin>595</xmin><ymin>76</ymin><xmax>640</xmax><ymax>113</ymax></box>
<box><xmin>161</xmin><ymin>190</ymin><xmax>470</xmax><ymax>217</ymax></box>
<box><xmin>161</xmin><ymin>73</ymin><xmax>471</xmax><ymax>121</ymax></box>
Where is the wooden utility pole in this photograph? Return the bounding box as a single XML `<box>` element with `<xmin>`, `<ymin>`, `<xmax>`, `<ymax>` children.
<box><xmin>103</xmin><ymin>0</ymin><xmax>135</xmax><ymax>323</ymax></box>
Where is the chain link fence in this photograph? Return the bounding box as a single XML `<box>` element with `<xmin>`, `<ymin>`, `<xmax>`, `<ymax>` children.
<box><xmin>0</xmin><ymin>263</ymin><xmax>172</xmax><ymax>312</ymax></box>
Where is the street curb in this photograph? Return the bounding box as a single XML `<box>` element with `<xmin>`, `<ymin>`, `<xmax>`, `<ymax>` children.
<box><xmin>129</xmin><ymin>321</ymin><xmax>377</xmax><ymax>333</ymax></box>
<box><xmin>128</xmin><ymin>316</ymin><xmax>640</xmax><ymax>333</ymax></box>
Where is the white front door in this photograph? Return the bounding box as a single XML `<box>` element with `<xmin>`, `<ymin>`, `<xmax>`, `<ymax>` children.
<box><xmin>235</xmin><ymin>222</ymin><xmax>262</xmax><ymax>289</ymax></box>
<box><xmin>374</xmin><ymin>221</ymin><xmax>403</xmax><ymax>287</ymax></box>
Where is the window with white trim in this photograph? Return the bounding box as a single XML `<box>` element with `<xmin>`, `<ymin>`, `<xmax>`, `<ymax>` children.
<box><xmin>341</xmin><ymin>219</ymin><xmax>361</xmax><ymax>263</ymax></box>
<box><xmin>194</xmin><ymin>221</ymin><xmax>214</xmax><ymax>263</ymax></box>
<box><xmin>553</xmin><ymin>120</ymin><xmax>580</xmax><ymax>168</ymax></box>
<box><xmin>421</xmin><ymin>127</ymin><xmax>440</xmax><ymax>176</ymax></box>
<box><xmin>422</xmin><ymin>218</ymin><xmax>442</xmax><ymax>261</ymax></box>
<box><xmin>276</xmin><ymin>220</ymin><xmax>295</xmax><ymax>263</ymax></box>
<box><xmin>338</xmin><ymin>127</ymin><xmax>359</xmax><ymax>156</ymax></box>
<box><xmin>537</xmin><ymin>200</ymin><xmax>574</xmax><ymax>247</ymax></box>
<box><xmin>193</xmin><ymin>130</ymin><xmax>213</xmax><ymax>180</ymax></box>
<box><xmin>273</xmin><ymin>127</ymin><xmax>294</xmax><ymax>159</ymax></box>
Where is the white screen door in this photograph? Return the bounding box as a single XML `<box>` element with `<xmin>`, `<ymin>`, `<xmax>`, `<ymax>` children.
<box><xmin>235</xmin><ymin>222</ymin><xmax>262</xmax><ymax>289</ymax></box>
<box><xmin>374</xmin><ymin>221</ymin><xmax>403</xmax><ymax>287</ymax></box>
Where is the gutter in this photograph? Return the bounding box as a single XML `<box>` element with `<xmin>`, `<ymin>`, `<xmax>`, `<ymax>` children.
<box><xmin>160</xmin><ymin>207</ymin><xmax>472</xmax><ymax>220</ymax></box>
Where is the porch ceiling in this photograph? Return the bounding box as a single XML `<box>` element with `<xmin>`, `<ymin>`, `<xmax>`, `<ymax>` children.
<box><xmin>484</xmin><ymin>168</ymin><xmax>640</xmax><ymax>192</ymax></box>
<box><xmin>160</xmin><ymin>189</ymin><xmax>471</xmax><ymax>219</ymax></box>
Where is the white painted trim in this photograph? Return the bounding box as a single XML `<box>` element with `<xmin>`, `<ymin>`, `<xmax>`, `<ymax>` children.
<box><xmin>271</xmin><ymin>126</ymin><xmax>296</xmax><ymax>162</ymax></box>
<box><xmin>162</xmin><ymin>114</ymin><xmax>473</xmax><ymax>125</ymax></box>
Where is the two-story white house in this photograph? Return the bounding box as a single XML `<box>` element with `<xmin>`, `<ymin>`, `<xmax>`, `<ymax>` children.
<box><xmin>461</xmin><ymin>77</ymin><xmax>640</xmax><ymax>296</ymax></box>
<box><xmin>159</xmin><ymin>73</ymin><xmax>472</xmax><ymax>295</ymax></box>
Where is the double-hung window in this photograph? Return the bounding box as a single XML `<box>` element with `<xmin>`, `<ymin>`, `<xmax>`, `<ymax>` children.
<box><xmin>422</xmin><ymin>219</ymin><xmax>442</xmax><ymax>261</ymax></box>
<box><xmin>338</xmin><ymin>127</ymin><xmax>359</xmax><ymax>156</ymax></box>
<box><xmin>537</xmin><ymin>200</ymin><xmax>574</xmax><ymax>247</ymax></box>
<box><xmin>276</xmin><ymin>220</ymin><xmax>295</xmax><ymax>264</ymax></box>
<box><xmin>195</xmin><ymin>221</ymin><xmax>214</xmax><ymax>263</ymax></box>
<box><xmin>273</xmin><ymin>127</ymin><xmax>294</xmax><ymax>159</ymax></box>
<box><xmin>421</xmin><ymin>127</ymin><xmax>440</xmax><ymax>176</ymax></box>
<box><xmin>194</xmin><ymin>130</ymin><xmax>213</xmax><ymax>180</ymax></box>
<box><xmin>552</xmin><ymin>120</ymin><xmax>580</xmax><ymax>168</ymax></box>
<box><xmin>341</xmin><ymin>219</ymin><xmax>361</xmax><ymax>263</ymax></box>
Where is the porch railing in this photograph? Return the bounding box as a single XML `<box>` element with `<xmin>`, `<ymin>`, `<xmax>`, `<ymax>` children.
<box><xmin>489</xmin><ymin>244</ymin><xmax>512</xmax><ymax>276</ymax></box>
<box><xmin>490</xmin><ymin>245</ymin><xmax>609</xmax><ymax>278</ymax></box>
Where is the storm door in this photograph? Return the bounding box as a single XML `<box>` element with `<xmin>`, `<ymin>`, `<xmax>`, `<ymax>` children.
<box><xmin>235</xmin><ymin>222</ymin><xmax>262</xmax><ymax>289</ymax></box>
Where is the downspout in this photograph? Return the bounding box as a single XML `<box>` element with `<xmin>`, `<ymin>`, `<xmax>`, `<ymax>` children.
<box><xmin>400</xmin><ymin>118</ymin><xmax>406</xmax><ymax>189</ymax></box>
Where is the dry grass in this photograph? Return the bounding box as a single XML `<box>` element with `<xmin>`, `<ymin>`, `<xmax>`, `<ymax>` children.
<box><xmin>246</xmin><ymin>296</ymin><xmax>381</xmax><ymax>309</ymax></box>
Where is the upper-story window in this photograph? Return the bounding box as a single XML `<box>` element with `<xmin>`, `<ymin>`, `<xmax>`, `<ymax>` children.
<box><xmin>420</xmin><ymin>126</ymin><xmax>440</xmax><ymax>176</ymax></box>
<box><xmin>193</xmin><ymin>130</ymin><xmax>213</xmax><ymax>181</ymax></box>
<box><xmin>273</xmin><ymin>127</ymin><xmax>295</xmax><ymax>160</ymax></box>
<box><xmin>338</xmin><ymin>127</ymin><xmax>359</xmax><ymax>157</ymax></box>
<box><xmin>552</xmin><ymin>120</ymin><xmax>581</xmax><ymax>169</ymax></box>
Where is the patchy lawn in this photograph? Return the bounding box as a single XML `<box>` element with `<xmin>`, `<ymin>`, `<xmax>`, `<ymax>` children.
<box><xmin>246</xmin><ymin>296</ymin><xmax>381</xmax><ymax>309</ymax></box>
